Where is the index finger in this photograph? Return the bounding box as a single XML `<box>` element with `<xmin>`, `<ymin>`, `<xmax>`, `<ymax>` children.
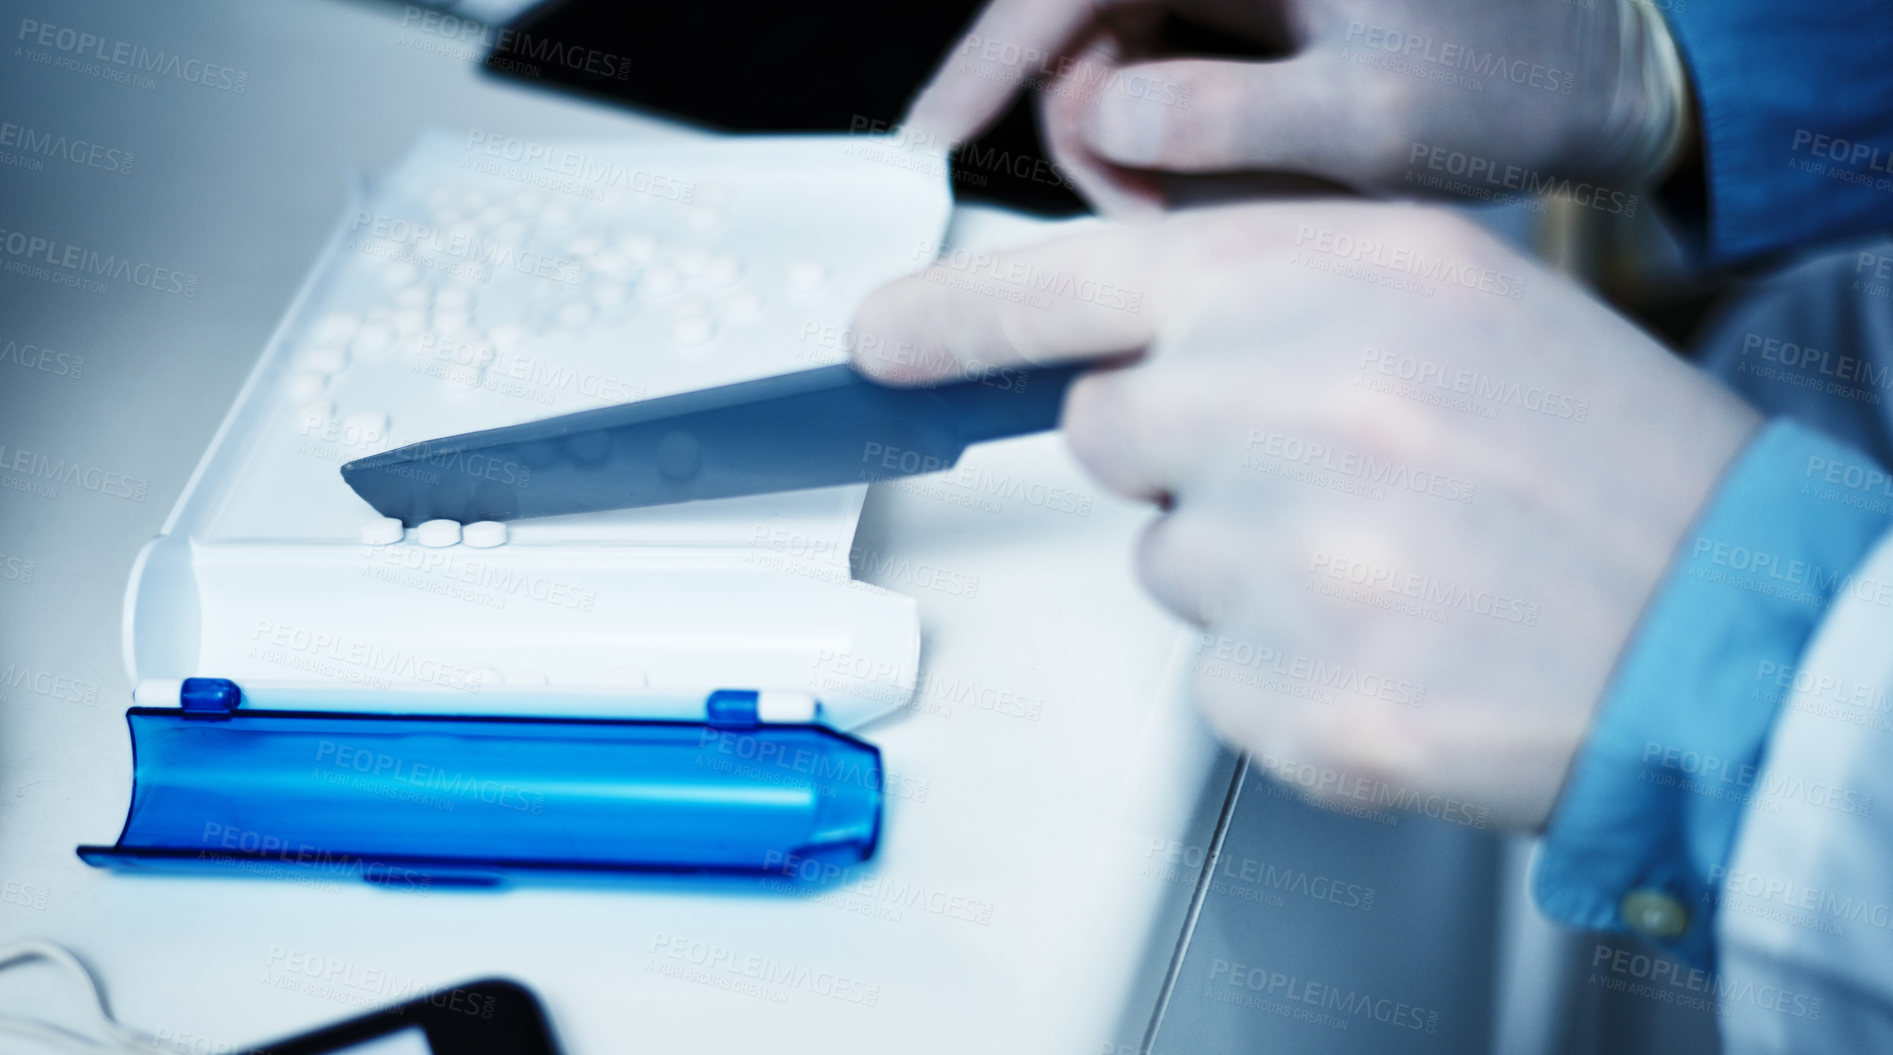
<box><xmin>902</xmin><ymin>0</ymin><xmax>1104</xmax><ymax>146</ymax></box>
<box><xmin>849</xmin><ymin>222</ymin><xmax>1169</xmax><ymax>385</ymax></box>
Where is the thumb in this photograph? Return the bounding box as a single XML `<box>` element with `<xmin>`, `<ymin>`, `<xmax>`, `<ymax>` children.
<box><xmin>1077</xmin><ymin>55</ymin><xmax>1391</xmax><ymax>186</ymax></box>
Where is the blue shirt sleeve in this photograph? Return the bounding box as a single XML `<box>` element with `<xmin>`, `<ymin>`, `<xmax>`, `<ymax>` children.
<box><xmin>1534</xmin><ymin>419</ymin><xmax>1893</xmax><ymax>968</ymax></box>
<box><xmin>1663</xmin><ymin>1</ymin><xmax>1893</xmax><ymax>263</ymax></box>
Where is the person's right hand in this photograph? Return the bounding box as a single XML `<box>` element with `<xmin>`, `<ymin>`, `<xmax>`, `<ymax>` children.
<box><xmin>906</xmin><ymin>0</ymin><xmax>1689</xmax><ymax>216</ymax></box>
<box><xmin>848</xmin><ymin>200</ymin><xmax>1759</xmax><ymax>829</ymax></box>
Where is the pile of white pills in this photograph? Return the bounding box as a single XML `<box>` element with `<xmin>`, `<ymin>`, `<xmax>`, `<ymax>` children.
<box><xmin>359</xmin><ymin>517</ymin><xmax>509</xmax><ymax>549</ymax></box>
<box><xmin>303</xmin><ymin>156</ymin><xmax>885</xmax><ymax>558</ymax></box>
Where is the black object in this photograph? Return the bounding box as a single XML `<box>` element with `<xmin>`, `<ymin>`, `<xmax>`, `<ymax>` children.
<box><xmin>248</xmin><ymin>978</ymin><xmax>558</xmax><ymax>1054</ymax></box>
<box><xmin>478</xmin><ymin>1</ymin><xmax>1296</xmax><ymax>214</ymax></box>
<box><xmin>477</xmin><ymin>2</ymin><xmax>1296</xmax><ymax>215</ymax></box>
<box><xmin>480</xmin><ymin>0</ymin><xmax>1087</xmax><ymax>213</ymax></box>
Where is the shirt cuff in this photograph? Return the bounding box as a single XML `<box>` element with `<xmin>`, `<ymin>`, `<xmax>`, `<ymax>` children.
<box><xmin>1533</xmin><ymin>419</ymin><xmax>1893</xmax><ymax>968</ymax></box>
<box><xmin>1660</xmin><ymin>2</ymin><xmax>1893</xmax><ymax>263</ymax></box>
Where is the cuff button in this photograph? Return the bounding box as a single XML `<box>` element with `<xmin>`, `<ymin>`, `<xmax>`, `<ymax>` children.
<box><xmin>1622</xmin><ymin>889</ymin><xmax>1689</xmax><ymax>940</ymax></box>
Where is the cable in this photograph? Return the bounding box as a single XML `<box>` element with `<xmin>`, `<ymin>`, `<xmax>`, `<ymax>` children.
<box><xmin>0</xmin><ymin>940</ymin><xmax>169</xmax><ymax>1054</ymax></box>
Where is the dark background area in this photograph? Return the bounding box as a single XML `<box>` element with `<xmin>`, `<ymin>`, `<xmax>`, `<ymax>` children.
<box><xmin>487</xmin><ymin>0</ymin><xmax>1079</xmax><ymax>212</ymax></box>
<box><xmin>482</xmin><ymin>0</ymin><xmax>1283</xmax><ymax>216</ymax></box>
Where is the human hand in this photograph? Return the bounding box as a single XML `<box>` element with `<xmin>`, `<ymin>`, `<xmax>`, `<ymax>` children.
<box><xmin>849</xmin><ymin>202</ymin><xmax>1757</xmax><ymax>829</ymax></box>
<box><xmin>907</xmin><ymin>0</ymin><xmax>1688</xmax><ymax>216</ymax></box>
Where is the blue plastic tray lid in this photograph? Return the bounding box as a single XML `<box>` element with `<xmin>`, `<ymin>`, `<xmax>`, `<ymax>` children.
<box><xmin>80</xmin><ymin>702</ymin><xmax>882</xmax><ymax>879</ymax></box>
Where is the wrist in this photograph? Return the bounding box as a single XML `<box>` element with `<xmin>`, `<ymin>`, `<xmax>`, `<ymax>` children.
<box><xmin>1535</xmin><ymin>421</ymin><xmax>1893</xmax><ymax>966</ymax></box>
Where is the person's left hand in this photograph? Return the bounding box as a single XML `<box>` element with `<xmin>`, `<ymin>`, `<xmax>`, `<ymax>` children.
<box><xmin>849</xmin><ymin>201</ymin><xmax>1759</xmax><ymax>829</ymax></box>
<box><xmin>905</xmin><ymin>0</ymin><xmax>1686</xmax><ymax>217</ymax></box>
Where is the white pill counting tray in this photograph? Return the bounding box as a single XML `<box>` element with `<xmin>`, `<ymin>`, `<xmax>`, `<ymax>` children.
<box><xmin>124</xmin><ymin>132</ymin><xmax>951</xmax><ymax>729</ymax></box>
